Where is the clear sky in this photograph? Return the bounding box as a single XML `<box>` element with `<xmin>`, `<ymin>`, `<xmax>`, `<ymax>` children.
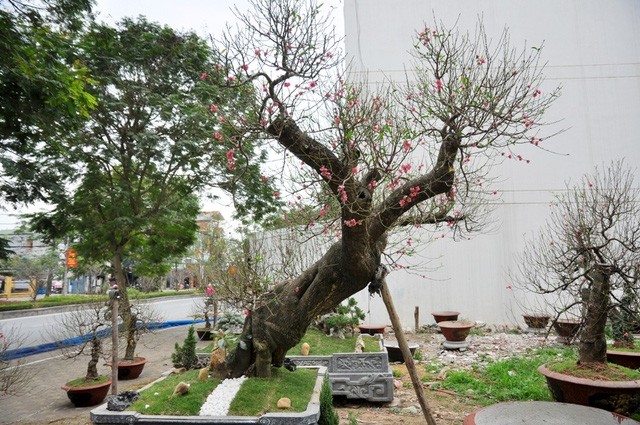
<box><xmin>94</xmin><ymin>0</ymin><xmax>252</xmax><ymax>37</ymax></box>
<box><xmin>94</xmin><ymin>0</ymin><xmax>344</xmax><ymax>38</ymax></box>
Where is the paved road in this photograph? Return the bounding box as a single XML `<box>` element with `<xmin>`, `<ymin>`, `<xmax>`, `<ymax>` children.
<box><xmin>0</xmin><ymin>294</ymin><xmax>200</xmax><ymax>347</ymax></box>
<box><xmin>0</xmin><ymin>322</ymin><xmax>199</xmax><ymax>424</ymax></box>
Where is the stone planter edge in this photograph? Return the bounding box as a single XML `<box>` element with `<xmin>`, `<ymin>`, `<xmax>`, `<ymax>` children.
<box><xmin>286</xmin><ymin>337</ymin><xmax>393</xmax><ymax>402</ymax></box>
<box><xmin>90</xmin><ymin>366</ymin><xmax>326</xmax><ymax>425</ymax></box>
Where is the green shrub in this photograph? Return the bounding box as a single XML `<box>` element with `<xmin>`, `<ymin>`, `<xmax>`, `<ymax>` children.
<box><xmin>216</xmin><ymin>311</ymin><xmax>244</xmax><ymax>332</ymax></box>
<box><xmin>318</xmin><ymin>376</ymin><xmax>339</xmax><ymax>425</ymax></box>
<box><xmin>323</xmin><ymin>297</ymin><xmax>365</xmax><ymax>337</ymax></box>
<box><xmin>172</xmin><ymin>325</ymin><xmax>199</xmax><ymax>370</ymax></box>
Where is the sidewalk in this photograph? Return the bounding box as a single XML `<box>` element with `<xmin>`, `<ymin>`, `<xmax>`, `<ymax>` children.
<box><xmin>1</xmin><ymin>323</ymin><xmax>194</xmax><ymax>425</ymax></box>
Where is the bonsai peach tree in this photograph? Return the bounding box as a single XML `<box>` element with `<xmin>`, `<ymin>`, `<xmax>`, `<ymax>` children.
<box><xmin>209</xmin><ymin>0</ymin><xmax>560</xmax><ymax>382</ymax></box>
<box><xmin>57</xmin><ymin>298</ymin><xmax>111</xmax><ymax>384</ymax></box>
<box><xmin>516</xmin><ymin>160</ymin><xmax>640</xmax><ymax>366</ymax></box>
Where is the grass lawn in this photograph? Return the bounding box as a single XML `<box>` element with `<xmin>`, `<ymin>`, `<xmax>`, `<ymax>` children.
<box><xmin>423</xmin><ymin>347</ymin><xmax>576</xmax><ymax>406</ymax></box>
<box><xmin>287</xmin><ymin>327</ymin><xmax>380</xmax><ymax>355</ymax></box>
<box><xmin>197</xmin><ymin>327</ymin><xmax>381</xmax><ymax>356</ymax></box>
<box><xmin>129</xmin><ymin>369</ymin><xmax>221</xmax><ymax>415</ymax></box>
<box><xmin>228</xmin><ymin>368</ymin><xmax>317</xmax><ymax>415</ymax></box>
<box><xmin>127</xmin><ymin>367</ymin><xmax>318</xmax><ymax>417</ymax></box>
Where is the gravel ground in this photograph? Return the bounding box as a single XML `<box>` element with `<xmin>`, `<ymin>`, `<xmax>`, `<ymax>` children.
<box><xmin>199</xmin><ymin>376</ymin><xmax>247</xmax><ymax>416</ymax></box>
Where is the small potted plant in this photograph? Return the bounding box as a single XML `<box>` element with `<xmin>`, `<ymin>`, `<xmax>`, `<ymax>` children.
<box><xmin>323</xmin><ymin>297</ymin><xmax>365</xmax><ymax>338</ymax></box>
<box><xmin>193</xmin><ymin>283</ymin><xmax>217</xmax><ymax>341</ymax></box>
<box><xmin>59</xmin><ymin>299</ymin><xmax>112</xmax><ymax>407</ymax></box>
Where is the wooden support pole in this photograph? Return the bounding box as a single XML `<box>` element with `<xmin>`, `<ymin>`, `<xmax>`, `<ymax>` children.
<box><xmin>110</xmin><ymin>293</ymin><xmax>119</xmax><ymax>395</ymax></box>
<box><xmin>414</xmin><ymin>306</ymin><xmax>420</xmax><ymax>332</ymax></box>
<box><xmin>381</xmin><ymin>280</ymin><xmax>437</xmax><ymax>425</ymax></box>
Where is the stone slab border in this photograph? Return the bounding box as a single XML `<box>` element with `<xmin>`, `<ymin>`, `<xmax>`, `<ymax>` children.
<box><xmin>90</xmin><ymin>366</ymin><xmax>326</xmax><ymax>425</ymax></box>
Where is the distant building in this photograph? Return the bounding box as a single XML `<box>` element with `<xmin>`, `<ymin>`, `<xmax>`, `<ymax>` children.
<box><xmin>195</xmin><ymin>211</ymin><xmax>224</xmax><ymax>232</ymax></box>
<box><xmin>0</xmin><ymin>230</ymin><xmax>51</xmax><ymax>258</ymax></box>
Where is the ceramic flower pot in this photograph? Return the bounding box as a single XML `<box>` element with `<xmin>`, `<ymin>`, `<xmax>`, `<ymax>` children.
<box><xmin>522</xmin><ymin>314</ymin><xmax>551</xmax><ymax>330</ymax></box>
<box><xmin>357</xmin><ymin>324</ymin><xmax>386</xmax><ymax>335</ymax></box>
<box><xmin>383</xmin><ymin>342</ymin><xmax>419</xmax><ymax>363</ymax></box>
<box><xmin>196</xmin><ymin>328</ymin><xmax>213</xmax><ymax>341</ymax></box>
<box><xmin>439</xmin><ymin>320</ymin><xmax>474</xmax><ymax>341</ymax></box>
<box><xmin>432</xmin><ymin>311</ymin><xmax>460</xmax><ymax>324</ymax></box>
<box><xmin>62</xmin><ymin>377</ymin><xmax>112</xmax><ymax>407</ymax></box>
<box><xmin>117</xmin><ymin>357</ymin><xmax>147</xmax><ymax>380</ymax></box>
<box><xmin>538</xmin><ymin>364</ymin><xmax>640</xmax><ymax>415</ymax></box>
<box><xmin>553</xmin><ymin>319</ymin><xmax>581</xmax><ymax>344</ymax></box>
<box><xmin>606</xmin><ymin>350</ymin><xmax>640</xmax><ymax>370</ymax></box>
<box><xmin>438</xmin><ymin>320</ymin><xmax>475</xmax><ymax>350</ymax></box>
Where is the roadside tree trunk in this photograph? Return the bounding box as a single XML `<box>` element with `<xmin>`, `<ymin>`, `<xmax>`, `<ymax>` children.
<box><xmin>112</xmin><ymin>252</ymin><xmax>137</xmax><ymax>361</ymax></box>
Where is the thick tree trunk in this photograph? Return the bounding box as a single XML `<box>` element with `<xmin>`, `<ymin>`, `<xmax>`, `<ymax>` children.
<box><xmin>227</xmin><ymin>237</ymin><xmax>387</xmax><ymax>378</ymax></box>
<box><xmin>578</xmin><ymin>267</ymin><xmax>610</xmax><ymax>365</ymax></box>
<box><xmin>112</xmin><ymin>253</ymin><xmax>137</xmax><ymax>360</ymax></box>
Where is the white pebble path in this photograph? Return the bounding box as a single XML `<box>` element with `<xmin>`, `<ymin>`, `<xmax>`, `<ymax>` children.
<box><xmin>199</xmin><ymin>376</ymin><xmax>248</xmax><ymax>416</ymax></box>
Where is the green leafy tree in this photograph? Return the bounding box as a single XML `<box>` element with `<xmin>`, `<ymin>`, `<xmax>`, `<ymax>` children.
<box><xmin>0</xmin><ymin>0</ymin><xmax>96</xmax><ymax>204</ymax></box>
<box><xmin>0</xmin><ymin>1</ymin><xmax>96</xmax><ymax>260</ymax></box>
<box><xmin>30</xmin><ymin>17</ymin><xmax>277</xmax><ymax>360</ymax></box>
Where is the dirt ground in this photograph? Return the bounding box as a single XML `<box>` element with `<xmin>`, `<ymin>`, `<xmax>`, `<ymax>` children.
<box><xmin>333</xmin><ymin>362</ymin><xmax>479</xmax><ymax>425</ymax></box>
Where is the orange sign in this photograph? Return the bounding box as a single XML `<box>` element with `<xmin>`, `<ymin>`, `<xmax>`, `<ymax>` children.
<box><xmin>66</xmin><ymin>249</ymin><xmax>78</xmax><ymax>268</ymax></box>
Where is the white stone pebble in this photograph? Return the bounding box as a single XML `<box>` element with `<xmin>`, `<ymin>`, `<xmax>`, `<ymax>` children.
<box><xmin>199</xmin><ymin>376</ymin><xmax>247</xmax><ymax>416</ymax></box>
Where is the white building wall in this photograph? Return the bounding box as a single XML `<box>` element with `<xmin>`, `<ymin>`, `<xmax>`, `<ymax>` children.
<box><xmin>343</xmin><ymin>0</ymin><xmax>640</xmax><ymax>328</ymax></box>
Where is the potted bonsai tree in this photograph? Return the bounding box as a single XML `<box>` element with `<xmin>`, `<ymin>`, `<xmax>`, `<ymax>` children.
<box><xmin>515</xmin><ymin>160</ymin><xmax>640</xmax><ymax>414</ymax></box>
<box><xmin>192</xmin><ymin>283</ymin><xmax>217</xmax><ymax>341</ymax></box>
<box><xmin>58</xmin><ymin>298</ymin><xmax>113</xmax><ymax>407</ymax></box>
<box><xmin>116</xmin><ymin>296</ymin><xmax>163</xmax><ymax>380</ymax></box>
<box><xmin>606</xmin><ymin>282</ymin><xmax>640</xmax><ymax>369</ymax></box>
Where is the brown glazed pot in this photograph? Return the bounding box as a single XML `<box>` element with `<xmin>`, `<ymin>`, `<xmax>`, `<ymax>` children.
<box><xmin>438</xmin><ymin>320</ymin><xmax>475</xmax><ymax>342</ymax></box>
<box><xmin>538</xmin><ymin>364</ymin><xmax>640</xmax><ymax>415</ymax></box>
<box><xmin>432</xmin><ymin>311</ymin><xmax>460</xmax><ymax>324</ymax></box>
<box><xmin>62</xmin><ymin>377</ymin><xmax>112</xmax><ymax>407</ymax></box>
<box><xmin>522</xmin><ymin>314</ymin><xmax>551</xmax><ymax>329</ymax></box>
<box><xmin>553</xmin><ymin>319</ymin><xmax>581</xmax><ymax>344</ymax></box>
<box><xmin>196</xmin><ymin>328</ymin><xmax>213</xmax><ymax>341</ymax></box>
<box><xmin>357</xmin><ymin>324</ymin><xmax>386</xmax><ymax>335</ymax></box>
<box><xmin>117</xmin><ymin>357</ymin><xmax>147</xmax><ymax>380</ymax></box>
<box><xmin>607</xmin><ymin>350</ymin><xmax>640</xmax><ymax>370</ymax></box>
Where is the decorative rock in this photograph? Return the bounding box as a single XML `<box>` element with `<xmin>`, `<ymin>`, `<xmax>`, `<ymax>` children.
<box><xmin>301</xmin><ymin>342</ymin><xmax>311</xmax><ymax>356</ymax></box>
<box><xmin>198</xmin><ymin>367</ymin><xmax>209</xmax><ymax>380</ymax></box>
<box><xmin>210</xmin><ymin>348</ymin><xmax>226</xmax><ymax>371</ymax></box>
<box><xmin>172</xmin><ymin>382</ymin><xmax>190</xmax><ymax>397</ymax></box>
<box><xmin>106</xmin><ymin>390</ymin><xmax>139</xmax><ymax>411</ymax></box>
<box><xmin>277</xmin><ymin>397</ymin><xmax>292</xmax><ymax>409</ymax></box>
<box><xmin>283</xmin><ymin>357</ymin><xmax>297</xmax><ymax>371</ymax></box>
<box><xmin>173</xmin><ymin>367</ymin><xmax>186</xmax><ymax>374</ymax></box>
<box><xmin>355</xmin><ymin>335</ymin><xmax>365</xmax><ymax>353</ymax></box>
<box><xmin>401</xmin><ymin>406</ymin><xmax>419</xmax><ymax>415</ymax></box>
